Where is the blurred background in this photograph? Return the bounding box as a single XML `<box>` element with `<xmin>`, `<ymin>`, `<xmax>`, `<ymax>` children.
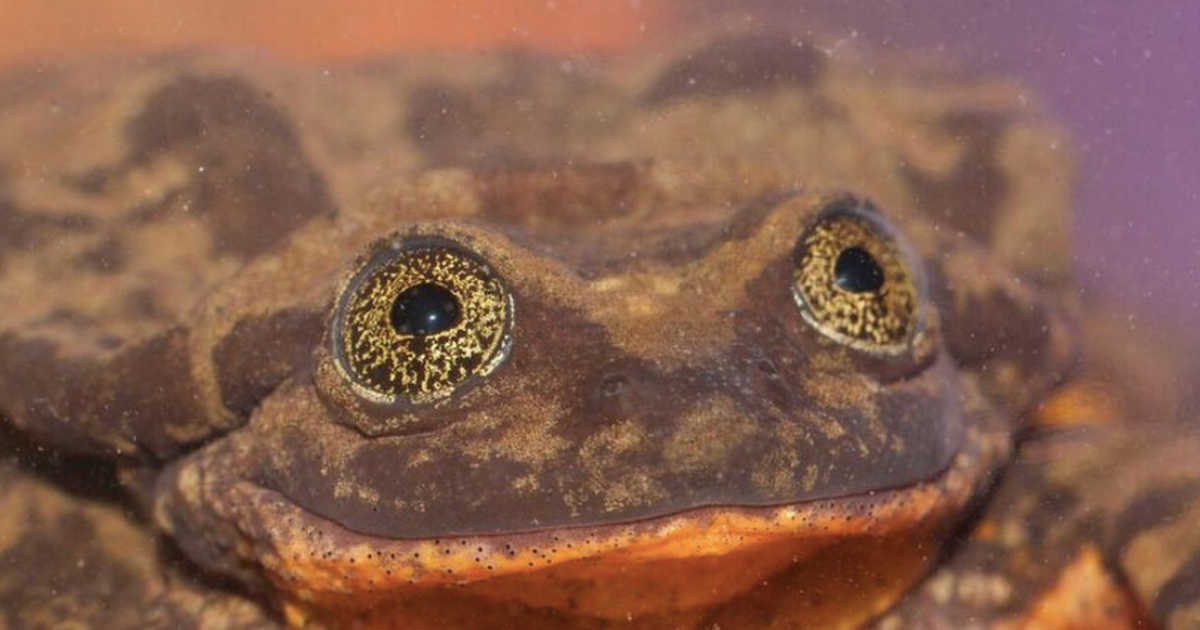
<box><xmin>2</xmin><ymin>0</ymin><xmax>1196</xmax><ymax>323</ymax></box>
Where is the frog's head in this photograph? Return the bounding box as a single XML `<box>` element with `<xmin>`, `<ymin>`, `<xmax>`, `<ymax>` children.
<box><xmin>155</xmin><ymin>161</ymin><xmax>1076</xmax><ymax>630</ymax></box>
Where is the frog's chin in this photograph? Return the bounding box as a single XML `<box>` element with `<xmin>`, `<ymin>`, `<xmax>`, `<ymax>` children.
<box><xmin>202</xmin><ymin>422</ymin><xmax>1005</xmax><ymax>630</ymax></box>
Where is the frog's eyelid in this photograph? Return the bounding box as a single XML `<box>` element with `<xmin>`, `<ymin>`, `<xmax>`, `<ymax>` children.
<box><xmin>817</xmin><ymin>195</ymin><xmax>880</xmax><ymax>217</ymax></box>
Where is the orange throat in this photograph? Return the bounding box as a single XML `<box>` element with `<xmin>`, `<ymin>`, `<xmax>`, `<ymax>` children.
<box><xmin>225</xmin><ymin>427</ymin><xmax>1001</xmax><ymax>630</ymax></box>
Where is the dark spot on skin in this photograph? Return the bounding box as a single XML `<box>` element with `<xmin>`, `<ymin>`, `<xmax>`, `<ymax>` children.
<box><xmin>125</xmin><ymin>75</ymin><xmax>335</xmax><ymax>258</ymax></box>
<box><xmin>0</xmin><ymin>504</ymin><xmax>147</xmax><ymax>628</ymax></box>
<box><xmin>1010</xmin><ymin>482</ymin><xmax>1085</xmax><ymax>561</ymax></box>
<box><xmin>1152</xmin><ymin>547</ymin><xmax>1200</xmax><ymax>624</ymax></box>
<box><xmin>901</xmin><ymin>113</ymin><xmax>1009</xmax><ymax>244</ymax></box>
<box><xmin>473</xmin><ymin>167</ymin><xmax>792</xmax><ymax>274</ymax></box>
<box><xmin>97</xmin><ymin>335</ymin><xmax>123</xmax><ymax>351</ymax></box>
<box><xmin>401</xmin><ymin>55</ymin><xmax>608</xmax><ymax>168</ymax></box>
<box><xmin>42</xmin><ymin>308</ymin><xmax>95</xmax><ymax>326</ymax></box>
<box><xmin>123</xmin><ymin>184</ymin><xmax>187</xmax><ymax>225</ymax></box>
<box><xmin>390</xmin><ymin>283</ymin><xmax>461</xmax><ymax>336</ymax></box>
<box><xmin>122</xmin><ymin>288</ymin><xmax>164</xmax><ymax>320</ymax></box>
<box><xmin>48</xmin><ymin>212</ymin><xmax>98</xmax><ymax>232</ymax></box>
<box><xmin>714</xmin><ymin>190</ymin><xmax>804</xmax><ymax>252</ymax></box>
<box><xmin>941</xmin><ymin>282</ymin><xmax>1051</xmax><ymax>369</ymax></box>
<box><xmin>66</xmin><ymin>165</ymin><xmax>118</xmax><ymax>195</ymax></box>
<box><xmin>641</xmin><ymin>33</ymin><xmax>826</xmax><ymax>105</ymax></box>
<box><xmin>0</xmin><ymin>327</ymin><xmax>215</xmax><ymax>459</ymax></box>
<box><xmin>1110</xmin><ymin>481</ymin><xmax>1200</xmax><ymax>554</ymax></box>
<box><xmin>405</xmin><ymin>84</ymin><xmax>487</xmax><ymax>164</ymax></box>
<box><xmin>474</xmin><ymin>163</ymin><xmax>643</xmax><ymax>228</ymax></box>
<box><xmin>129</xmin><ymin>75</ymin><xmax>292</xmax><ymax>157</ymax></box>
<box><xmin>0</xmin><ymin>186</ymin><xmax>23</xmax><ymax>255</ymax></box>
<box><xmin>74</xmin><ymin>235</ymin><xmax>129</xmax><ymax>274</ymax></box>
<box><xmin>94</xmin><ymin>329</ymin><xmax>216</xmax><ymax>458</ymax></box>
<box><xmin>0</xmin><ymin>187</ymin><xmax>98</xmax><ymax>268</ymax></box>
<box><xmin>0</xmin><ymin>63</ymin><xmax>67</xmax><ymax>110</ymax></box>
<box><xmin>213</xmin><ymin>308</ymin><xmax>326</xmax><ymax>417</ymax></box>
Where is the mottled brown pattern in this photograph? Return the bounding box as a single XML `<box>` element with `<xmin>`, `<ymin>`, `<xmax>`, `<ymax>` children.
<box><xmin>901</xmin><ymin>112</ymin><xmax>1011</xmax><ymax>247</ymax></box>
<box><xmin>125</xmin><ymin>74</ymin><xmax>337</xmax><ymax>257</ymax></box>
<box><xmin>870</xmin><ymin>422</ymin><xmax>1200</xmax><ymax>630</ymax></box>
<box><xmin>0</xmin><ymin>29</ymin><xmax>1194</xmax><ymax>630</ymax></box>
<box><xmin>405</xmin><ymin>84</ymin><xmax>488</xmax><ymax>164</ymax></box>
<box><xmin>213</xmin><ymin>308</ymin><xmax>327</xmax><ymax>416</ymax></box>
<box><xmin>0</xmin><ymin>460</ymin><xmax>282</xmax><ymax>630</ymax></box>
<box><xmin>639</xmin><ymin>32</ymin><xmax>826</xmax><ymax>104</ymax></box>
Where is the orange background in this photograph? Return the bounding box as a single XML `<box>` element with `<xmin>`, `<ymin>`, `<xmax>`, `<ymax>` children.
<box><xmin>0</xmin><ymin>0</ymin><xmax>677</xmax><ymax>68</ymax></box>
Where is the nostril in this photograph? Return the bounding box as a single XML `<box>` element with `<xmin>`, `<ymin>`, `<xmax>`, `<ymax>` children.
<box><xmin>755</xmin><ymin>359</ymin><xmax>780</xmax><ymax>378</ymax></box>
<box><xmin>599</xmin><ymin>374</ymin><xmax>629</xmax><ymax>398</ymax></box>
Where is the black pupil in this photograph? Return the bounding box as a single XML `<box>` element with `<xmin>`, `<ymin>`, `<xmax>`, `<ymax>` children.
<box><xmin>390</xmin><ymin>283</ymin><xmax>461</xmax><ymax>336</ymax></box>
<box><xmin>834</xmin><ymin>246</ymin><xmax>885</xmax><ymax>294</ymax></box>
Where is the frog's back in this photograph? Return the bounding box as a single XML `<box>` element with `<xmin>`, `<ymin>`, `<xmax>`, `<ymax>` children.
<box><xmin>0</xmin><ymin>32</ymin><xmax>1073</xmax><ymax>459</ymax></box>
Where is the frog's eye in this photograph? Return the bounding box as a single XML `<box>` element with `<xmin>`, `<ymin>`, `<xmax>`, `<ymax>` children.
<box><xmin>792</xmin><ymin>201</ymin><xmax>920</xmax><ymax>353</ymax></box>
<box><xmin>332</xmin><ymin>238</ymin><xmax>513</xmax><ymax>405</ymax></box>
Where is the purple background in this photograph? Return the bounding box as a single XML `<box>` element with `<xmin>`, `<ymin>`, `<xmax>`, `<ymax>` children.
<box><xmin>704</xmin><ymin>1</ymin><xmax>1200</xmax><ymax>324</ymax></box>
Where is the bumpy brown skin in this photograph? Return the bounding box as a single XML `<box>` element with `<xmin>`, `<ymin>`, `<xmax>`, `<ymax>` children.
<box><xmin>0</xmin><ymin>29</ymin><xmax>1195</xmax><ymax>630</ymax></box>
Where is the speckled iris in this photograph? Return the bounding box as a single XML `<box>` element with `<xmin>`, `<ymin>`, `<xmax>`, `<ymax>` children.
<box><xmin>792</xmin><ymin>205</ymin><xmax>918</xmax><ymax>353</ymax></box>
<box><xmin>335</xmin><ymin>241</ymin><xmax>512</xmax><ymax>404</ymax></box>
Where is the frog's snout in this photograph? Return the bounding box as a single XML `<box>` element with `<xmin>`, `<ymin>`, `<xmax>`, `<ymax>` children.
<box><xmin>578</xmin><ymin>344</ymin><xmax>803</xmax><ymax>429</ymax></box>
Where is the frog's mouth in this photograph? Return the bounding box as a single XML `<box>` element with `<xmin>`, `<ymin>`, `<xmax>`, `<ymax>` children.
<box><xmin>159</xmin><ymin>401</ymin><xmax>1006</xmax><ymax>630</ymax></box>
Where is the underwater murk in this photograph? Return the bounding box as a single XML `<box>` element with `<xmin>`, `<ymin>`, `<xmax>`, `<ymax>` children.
<box><xmin>0</xmin><ymin>2</ymin><xmax>1197</xmax><ymax>630</ymax></box>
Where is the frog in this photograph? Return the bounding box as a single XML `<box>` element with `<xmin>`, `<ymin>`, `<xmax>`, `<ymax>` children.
<box><xmin>0</xmin><ymin>29</ymin><xmax>1197</xmax><ymax>630</ymax></box>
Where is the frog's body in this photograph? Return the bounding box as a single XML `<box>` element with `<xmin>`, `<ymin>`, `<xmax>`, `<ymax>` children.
<box><xmin>0</xmin><ymin>33</ymin><xmax>1196</xmax><ymax>630</ymax></box>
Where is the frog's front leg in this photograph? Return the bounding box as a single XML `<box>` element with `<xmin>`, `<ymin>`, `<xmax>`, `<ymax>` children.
<box><xmin>1094</xmin><ymin>424</ymin><xmax>1200</xmax><ymax>630</ymax></box>
<box><xmin>872</xmin><ymin>422</ymin><xmax>1200</xmax><ymax>630</ymax></box>
<box><xmin>0</xmin><ymin>453</ymin><xmax>284</xmax><ymax>630</ymax></box>
<box><xmin>0</xmin><ymin>71</ymin><xmax>335</xmax><ymax>462</ymax></box>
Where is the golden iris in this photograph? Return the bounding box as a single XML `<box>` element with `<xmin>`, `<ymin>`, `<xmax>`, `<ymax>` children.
<box><xmin>792</xmin><ymin>204</ymin><xmax>919</xmax><ymax>353</ymax></box>
<box><xmin>334</xmin><ymin>240</ymin><xmax>512</xmax><ymax>404</ymax></box>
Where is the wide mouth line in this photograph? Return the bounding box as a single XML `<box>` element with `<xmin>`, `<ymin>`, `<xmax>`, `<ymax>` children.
<box><xmin>246</xmin><ymin>476</ymin><xmax>947</xmax><ymax>544</ymax></box>
<box><xmin>255</xmin><ymin>456</ymin><xmax>963</xmax><ymax>542</ymax></box>
<box><xmin>224</xmin><ymin>462</ymin><xmax>972</xmax><ymax>601</ymax></box>
<box><xmin>220</xmin><ymin>429</ymin><xmax>992</xmax><ymax>593</ymax></box>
